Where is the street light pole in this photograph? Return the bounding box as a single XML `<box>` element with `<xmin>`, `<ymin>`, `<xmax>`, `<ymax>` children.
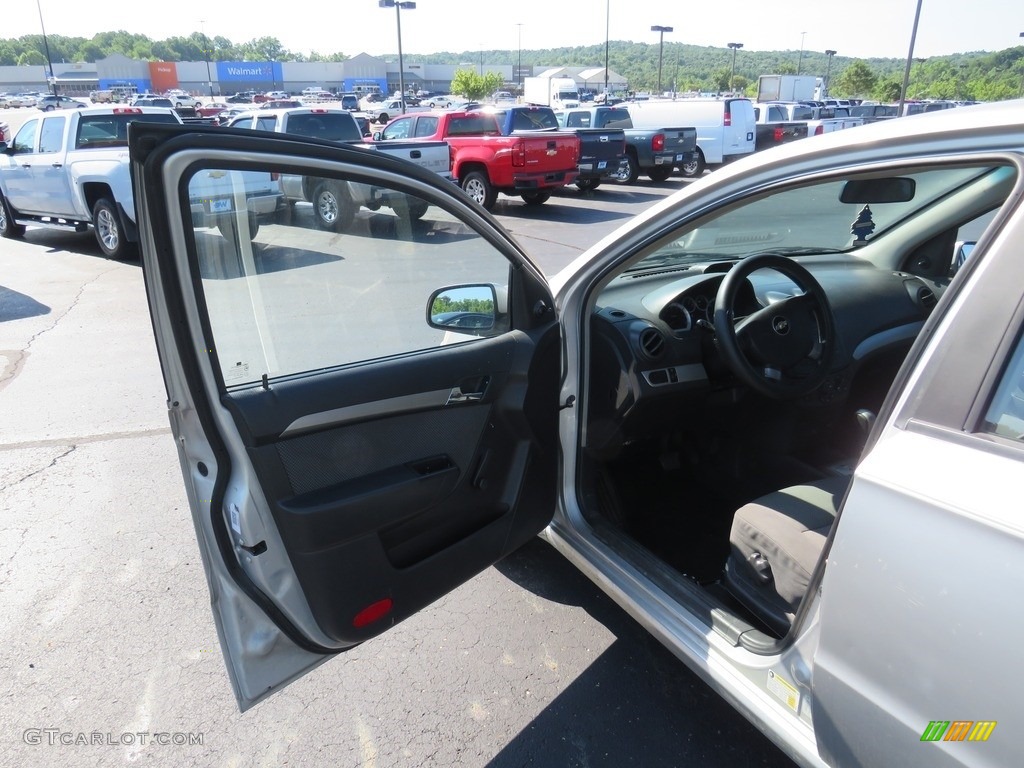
<box><xmin>650</xmin><ymin>25</ymin><xmax>673</xmax><ymax>96</ymax></box>
<box><xmin>35</xmin><ymin>0</ymin><xmax>57</xmax><ymax>95</ymax></box>
<box><xmin>200</xmin><ymin>20</ymin><xmax>214</xmax><ymax>98</ymax></box>
<box><xmin>824</xmin><ymin>49</ymin><xmax>836</xmax><ymax>97</ymax></box>
<box><xmin>604</xmin><ymin>0</ymin><xmax>610</xmax><ymax>96</ymax></box>
<box><xmin>898</xmin><ymin>0</ymin><xmax>923</xmax><ymax>115</ymax></box>
<box><xmin>379</xmin><ymin>0</ymin><xmax>416</xmax><ymax>114</ymax></box>
<box><xmin>797</xmin><ymin>31</ymin><xmax>807</xmax><ymax>75</ymax></box>
<box><xmin>517</xmin><ymin>23</ymin><xmax>523</xmax><ymax>91</ymax></box>
<box><xmin>727</xmin><ymin>42</ymin><xmax>743</xmax><ymax>93</ymax></box>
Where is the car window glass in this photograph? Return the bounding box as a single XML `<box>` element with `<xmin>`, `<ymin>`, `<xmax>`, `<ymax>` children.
<box><xmin>382</xmin><ymin>118</ymin><xmax>412</xmax><ymax>139</ymax></box>
<box><xmin>184</xmin><ymin>163</ymin><xmax>512</xmax><ymax>389</ymax></box>
<box><xmin>12</xmin><ymin>120</ymin><xmax>37</xmax><ymax>154</ymax></box>
<box><xmin>38</xmin><ymin>116</ymin><xmax>66</xmax><ymax>153</ymax></box>
<box><xmin>982</xmin><ymin>333</ymin><xmax>1024</xmax><ymax>441</ymax></box>
<box><xmin>627</xmin><ymin>165</ymin><xmax>1014</xmax><ymax>270</ymax></box>
<box><xmin>255</xmin><ymin>116</ymin><xmax>277</xmax><ymax>132</ymax></box>
<box><xmin>414</xmin><ymin>116</ymin><xmax>438</xmax><ymax>137</ymax></box>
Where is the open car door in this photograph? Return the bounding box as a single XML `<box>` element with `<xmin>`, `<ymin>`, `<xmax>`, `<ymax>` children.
<box><xmin>128</xmin><ymin>123</ymin><xmax>560</xmax><ymax>711</ymax></box>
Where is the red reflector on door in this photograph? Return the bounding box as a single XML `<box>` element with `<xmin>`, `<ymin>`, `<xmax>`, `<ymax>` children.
<box><xmin>353</xmin><ymin>598</ymin><xmax>393</xmax><ymax>628</ymax></box>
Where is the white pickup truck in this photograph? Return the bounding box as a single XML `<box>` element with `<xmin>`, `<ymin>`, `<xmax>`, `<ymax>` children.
<box><xmin>757</xmin><ymin>101</ymin><xmax>865</xmax><ymax>137</ymax></box>
<box><xmin>0</xmin><ymin>107</ymin><xmax>187</xmax><ymax>258</ymax></box>
<box><xmin>226</xmin><ymin>107</ymin><xmax>451</xmax><ymax>231</ymax></box>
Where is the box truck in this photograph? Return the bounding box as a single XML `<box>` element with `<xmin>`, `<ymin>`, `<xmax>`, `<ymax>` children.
<box><xmin>523</xmin><ymin>77</ymin><xmax>581</xmax><ymax>109</ymax></box>
<box><xmin>756</xmin><ymin>75</ymin><xmax>817</xmax><ymax>103</ymax></box>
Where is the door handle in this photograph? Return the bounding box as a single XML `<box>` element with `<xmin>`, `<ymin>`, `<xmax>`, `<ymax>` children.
<box><xmin>409</xmin><ymin>150</ymin><xmax>421</xmax><ymax>159</ymax></box>
<box><xmin>51</xmin><ymin>163</ymin><xmax>63</xmax><ymax>168</ymax></box>
<box><xmin>446</xmin><ymin>375</ymin><xmax>490</xmax><ymax>405</ymax></box>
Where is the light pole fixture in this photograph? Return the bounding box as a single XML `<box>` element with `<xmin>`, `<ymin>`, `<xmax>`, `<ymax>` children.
<box><xmin>516</xmin><ymin>23</ymin><xmax>523</xmax><ymax>90</ymax></box>
<box><xmin>379</xmin><ymin>0</ymin><xmax>416</xmax><ymax>114</ymax></box>
<box><xmin>824</xmin><ymin>49</ymin><xmax>837</xmax><ymax>96</ymax></box>
<box><xmin>1019</xmin><ymin>32</ymin><xmax>1024</xmax><ymax>97</ymax></box>
<box><xmin>651</xmin><ymin>25</ymin><xmax>673</xmax><ymax>95</ymax></box>
<box><xmin>200</xmin><ymin>20</ymin><xmax>214</xmax><ymax>97</ymax></box>
<box><xmin>727</xmin><ymin>42</ymin><xmax>743</xmax><ymax>93</ymax></box>
<box><xmin>797</xmin><ymin>31</ymin><xmax>807</xmax><ymax>75</ymax></box>
<box><xmin>898</xmin><ymin>0</ymin><xmax>923</xmax><ymax>115</ymax></box>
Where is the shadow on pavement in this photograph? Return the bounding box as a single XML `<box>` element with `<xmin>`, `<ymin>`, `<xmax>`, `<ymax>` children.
<box><xmin>489</xmin><ymin>538</ymin><xmax>796</xmax><ymax>768</ymax></box>
<box><xmin>0</xmin><ymin>285</ymin><xmax>51</xmax><ymax>322</ymax></box>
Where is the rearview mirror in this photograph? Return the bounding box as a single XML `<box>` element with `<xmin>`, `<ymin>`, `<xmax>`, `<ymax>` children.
<box><xmin>840</xmin><ymin>177</ymin><xmax>916</xmax><ymax>204</ymax></box>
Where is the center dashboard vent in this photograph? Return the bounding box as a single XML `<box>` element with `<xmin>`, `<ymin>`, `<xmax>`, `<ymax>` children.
<box><xmin>637</xmin><ymin>326</ymin><xmax>667</xmax><ymax>359</ymax></box>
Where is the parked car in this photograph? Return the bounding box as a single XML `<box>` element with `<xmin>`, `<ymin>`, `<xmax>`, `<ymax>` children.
<box><xmin>124</xmin><ymin>100</ymin><xmax>1024</xmax><ymax>766</ymax></box>
<box><xmin>36</xmin><ymin>95</ymin><xmax>88</xmax><ymax>111</ymax></box>
<box><xmin>422</xmin><ymin>94</ymin><xmax>455</xmax><ymax>108</ymax></box>
<box><xmin>196</xmin><ymin>102</ymin><xmax>231</xmax><ymax>117</ymax></box>
<box><xmin>0</xmin><ymin>119</ymin><xmax>9</xmax><ymax>143</ymax></box>
<box><xmin>131</xmin><ymin>97</ymin><xmax>175</xmax><ymax>109</ymax></box>
<box><xmin>164</xmin><ymin>90</ymin><xmax>201</xmax><ymax>108</ymax></box>
<box><xmin>226</xmin><ymin>92</ymin><xmax>256</xmax><ymax>104</ymax></box>
<box><xmin>259</xmin><ymin>99</ymin><xmax>303</xmax><ymax>110</ymax></box>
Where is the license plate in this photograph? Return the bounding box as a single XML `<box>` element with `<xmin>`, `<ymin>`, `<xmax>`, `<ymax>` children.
<box><xmin>675</xmin><ymin>154</ymin><xmax>684</xmax><ymax>162</ymax></box>
<box><xmin>210</xmin><ymin>198</ymin><xmax>232</xmax><ymax>213</ymax></box>
<box><xmin>598</xmin><ymin>161</ymin><xmax>607</xmax><ymax>169</ymax></box>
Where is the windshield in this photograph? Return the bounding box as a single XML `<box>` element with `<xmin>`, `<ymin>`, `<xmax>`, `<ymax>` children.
<box><xmin>628</xmin><ymin>165</ymin><xmax>1010</xmax><ymax>272</ymax></box>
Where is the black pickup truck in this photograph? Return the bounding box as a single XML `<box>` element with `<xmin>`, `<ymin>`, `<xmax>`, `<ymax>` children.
<box><xmin>554</xmin><ymin>106</ymin><xmax>698</xmax><ymax>184</ymax></box>
<box><xmin>752</xmin><ymin>102</ymin><xmax>811</xmax><ymax>151</ymax></box>
<box><xmin>471</xmin><ymin>105</ymin><xmax>626</xmax><ymax>192</ymax></box>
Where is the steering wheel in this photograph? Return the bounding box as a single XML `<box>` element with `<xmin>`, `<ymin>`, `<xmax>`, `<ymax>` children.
<box><xmin>713</xmin><ymin>253</ymin><xmax>836</xmax><ymax>398</ymax></box>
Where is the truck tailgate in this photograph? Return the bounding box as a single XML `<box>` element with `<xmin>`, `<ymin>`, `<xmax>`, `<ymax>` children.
<box><xmin>519</xmin><ymin>133</ymin><xmax>579</xmax><ymax>173</ymax></box>
<box><xmin>366</xmin><ymin>140</ymin><xmax>452</xmax><ymax>179</ymax></box>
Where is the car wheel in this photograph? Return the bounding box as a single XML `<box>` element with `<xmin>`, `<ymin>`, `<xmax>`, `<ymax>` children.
<box><xmin>217</xmin><ymin>216</ymin><xmax>260</xmax><ymax>243</ymax></box>
<box><xmin>312</xmin><ymin>181</ymin><xmax>355</xmax><ymax>232</ymax></box>
<box><xmin>44</xmin><ymin>105</ymin><xmax>55</xmax><ymax>112</ymax></box>
<box><xmin>92</xmin><ymin>197</ymin><xmax>135</xmax><ymax>260</ymax></box>
<box><xmin>460</xmin><ymin>171</ymin><xmax>497</xmax><ymax>210</ymax></box>
<box><xmin>679</xmin><ymin>150</ymin><xmax>706</xmax><ymax>178</ymax></box>
<box><xmin>575</xmin><ymin>178</ymin><xmax>601</xmax><ymax>192</ymax></box>
<box><xmin>377</xmin><ymin>113</ymin><xmax>389</xmax><ymax>124</ymax></box>
<box><xmin>611</xmin><ymin>153</ymin><xmax>639</xmax><ymax>184</ymax></box>
<box><xmin>0</xmin><ymin>192</ymin><xmax>26</xmax><ymax>238</ymax></box>
<box><xmin>521</xmin><ymin>192</ymin><xmax>550</xmax><ymax>205</ymax></box>
<box><xmin>647</xmin><ymin>166</ymin><xmax>673</xmax><ymax>182</ymax></box>
<box><xmin>407</xmin><ymin>200</ymin><xmax>429</xmax><ymax>220</ymax></box>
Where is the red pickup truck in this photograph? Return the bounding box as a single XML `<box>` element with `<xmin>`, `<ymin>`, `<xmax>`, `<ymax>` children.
<box><xmin>373</xmin><ymin>110</ymin><xmax>579</xmax><ymax>210</ymax></box>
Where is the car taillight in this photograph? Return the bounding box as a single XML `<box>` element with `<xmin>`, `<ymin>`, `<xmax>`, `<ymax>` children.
<box><xmin>652</xmin><ymin>133</ymin><xmax>665</xmax><ymax>151</ymax></box>
<box><xmin>112</xmin><ymin>108</ymin><xmax>142</xmax><ymax>114</ymax></box>
<box><xmin>449</xmin><ymin>144</ymin><xmax>456</xmax><ymax>171</ymax></box>
<box><xmin>815</xmin><ymin>125</ymin><xmax>824</xmax><ymax>136</ymax></box>
<box><xmin>774</xmin><ymin>127</ymin><xmax>784</xmax><ymax>141</ymax></box>
<box><xmin>270</xmin><ymin>172</ymin><xmax>280</xmax><ymax>181</ymax></box>
<box><xmin>513</xmin><ymin>141</ymin><xmax>526</xmax><ymax>167</ymax></box>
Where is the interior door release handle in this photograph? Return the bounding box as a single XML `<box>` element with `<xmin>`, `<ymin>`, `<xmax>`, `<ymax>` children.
<box><xmin>446</xmin><ymin>386</ymin><xmax>485</xmax><ymax>405</ymax></box>
<box><xmin>446</xmin><ymin>375</ymin><xmax>490</xmax><ymax>405</ymax></box>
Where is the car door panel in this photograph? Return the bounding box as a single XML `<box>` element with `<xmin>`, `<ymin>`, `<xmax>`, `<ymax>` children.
<box><xmin>129</xmin><ymin>124</ymin><xmax>559</xmax><ymax>708</ymax></box>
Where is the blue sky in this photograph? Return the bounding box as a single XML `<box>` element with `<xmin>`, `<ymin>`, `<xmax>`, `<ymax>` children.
<box><xmin>8</xmin><ymin>0</ymin><xmax>1024</xmax><ymax>61</ymax></box>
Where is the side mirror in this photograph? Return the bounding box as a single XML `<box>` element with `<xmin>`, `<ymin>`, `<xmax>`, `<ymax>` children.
<box><xmin>950</xmin><ymin>240</ymin><xmax>976</xmax><ymax>278</ymax></box>
<box><xmin>372</xmin><ymin>131</ymin><xmax>383</xmax><ymax>141</ymax></box>
<box><xmin>427</xmin><ymin>285</ymin><xmax>498</xmax><ymax>337</ymax></box>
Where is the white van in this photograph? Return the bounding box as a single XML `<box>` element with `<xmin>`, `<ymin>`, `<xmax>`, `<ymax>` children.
<box><xmin>625</xmin><ymin>97</ymin><xmax>756</xmax><ymax>176</ymax></box>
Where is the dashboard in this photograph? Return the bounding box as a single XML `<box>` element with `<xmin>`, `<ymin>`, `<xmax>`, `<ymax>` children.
<box><xmin>585</xmin><ymin>256</ymin><xmax>941</xmax><ymax>453</ymax></box>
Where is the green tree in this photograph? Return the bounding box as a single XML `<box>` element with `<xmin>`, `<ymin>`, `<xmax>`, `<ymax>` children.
<box><xmin>449</xmin><ymin>69</ymin><xmax>504</xmax><ymax>100</ymax></box>
<box><xmin>833</xmin><ymin>60</ymin><xmax>877</xmax><ymax>98</ymax></box>
<box><xmin>18</xmin><ymin>50</ymin><xmax>46</xmax><ymax>66</ymax></box>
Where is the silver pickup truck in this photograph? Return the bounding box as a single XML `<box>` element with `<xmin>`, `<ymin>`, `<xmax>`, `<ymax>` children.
<box><xmin>226</xmin><ymin>107</ymin><xmax>451</xmax><ymax>231</ymax></box>
<box><xmin>0</xmin><ymin>106</ymin><xmax>187</xmax><ymax>258</ymax></box>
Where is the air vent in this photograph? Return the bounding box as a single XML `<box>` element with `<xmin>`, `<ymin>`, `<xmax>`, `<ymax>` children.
<box><xmin>638</xmin><ymin>327</ymin><xmax>666</xmax><ymax>359</ymax></box>
<box><xmin>917</xmin><ymin>285</ymin><xmax>937</xmax><ymax>311</ymax></box>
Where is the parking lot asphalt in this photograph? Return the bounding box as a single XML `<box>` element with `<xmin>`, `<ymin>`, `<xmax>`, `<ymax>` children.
<box><xmin>0</xmin><ymin>111</ymin><xmax>796</xmax><ymax>767</ymax></box>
